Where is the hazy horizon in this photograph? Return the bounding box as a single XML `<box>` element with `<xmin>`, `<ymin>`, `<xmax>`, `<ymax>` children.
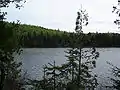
<box><xmin>2</xmin><ymin>0</ymin><xmax>120</xmax><ymax>33</ymax></box>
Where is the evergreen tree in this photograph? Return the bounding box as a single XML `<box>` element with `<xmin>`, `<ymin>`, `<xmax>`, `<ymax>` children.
<box><xmin>36</xmin><ymin>7</ymin><xmax>100</xmax><ymax>90</ymax></box>
<box><xmin>41</xmin><ymin>61</ymin><xmax>63</xmax><ymax>90</ymax></box>
<box><xmin>62</xmin><ymin>7</ymin><xmax>99</xmax><ymax>90</ymax></box>
<box><xmin>0</xmin><ymin>20</ymin><xmax>24</xmax><ymax>90</ymax></box>
<box><xmin>109</xmin><ymin>1</ymin><xmax>120</xmax><ymax>89</ymax></box>
<box><xmin>107</xmin><ymin>62</ymin><xmax>120</xmax><ymax>90</ymax></box>
<box><xmin>0</xmin><ymin>0</ymin><xmax>26</xmax><ymax>90</ymax></box>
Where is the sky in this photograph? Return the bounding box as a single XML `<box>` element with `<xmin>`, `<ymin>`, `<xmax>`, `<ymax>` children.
<box><xmin>2</xmin><ymin>0</ymin><xmax>120</xmax><ymax>33</ymax></box>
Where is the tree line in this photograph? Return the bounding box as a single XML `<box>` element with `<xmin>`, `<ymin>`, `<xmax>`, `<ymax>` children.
<box><xmin>2</xmin><ymin>21</ymin><xmax>120</xmax><ymax>48</ymax></box>
<box><xmin>1</xmin><ymin>0</ymin><xmax>120</xmax><ymax>90</ymax></box>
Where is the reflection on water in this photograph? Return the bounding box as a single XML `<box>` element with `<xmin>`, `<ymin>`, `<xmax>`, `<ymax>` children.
<box><xmin>17</xmin><ymin>48</ymin><xmax>120</xmax><ymax>89</ymax></box>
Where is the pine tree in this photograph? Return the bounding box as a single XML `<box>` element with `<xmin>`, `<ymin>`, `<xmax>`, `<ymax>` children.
<box><xmin>43</xmin><ymin>61</ymin><xmax>63</xmax><ymax>90</ymax></box>
<box><xmin>107</xmin><ymin>62</ymin><xmax>120</xmax><ymax>90</ymax></box>
<box><xmin>110</xmin><ymin>1</ymin><xmax>120</xmax><ymax>89</ymax></box>
<box><xmin>38</xmin><ymin>6</ymin><xmax>100</xmax><ymax>90</ymax></box>
<box><xmin>0</xmin><ymin>21</ymin><xmax>24</xmax><ymax>90</ymax></box>
<box><xmin>61</xmin><ymin>6</ymin><xmax>99</xmax><ymax>90</ymax></box>
<box><xmin>0</xmin><ymin>0</ymin><xmax>26</xmax><ymax>90</ymax></box>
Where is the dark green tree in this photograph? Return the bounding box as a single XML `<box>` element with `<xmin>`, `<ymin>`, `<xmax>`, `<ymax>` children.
<box><xmin>44</xmin><ymin>61</ymin><xmax>64</xmax><ymax>90</ymax></box>
<box><xmin>62</xmin><ymin>7</ymin><xmax>99</xmax><ymax>90</ymax></box>
<box><xmin>0</xmin><ymin>21</ymin><xmax>25</xmax><ymax>90</ymax></box>
<box><xmin>107</xmin><ymin>62</ymin><xmax>120</xmax><ymax>90</ymax></box>
<box><xmin>0</xmin><ymin>0</ymin><xmax>26</xmax><ymax>90</ymax></box>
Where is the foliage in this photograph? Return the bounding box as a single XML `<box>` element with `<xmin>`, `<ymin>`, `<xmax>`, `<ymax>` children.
<box><xmin>2</xmin><ymin>22</ymin><xmax>120</xmax><ymax>48</ymax></box>
<box><xmin>29</xmin><ymin>8</ymin><xmax>99</xmax><ymax>90</ymax></box>
<box><xmin>0</xmin><ymin>0</ymin><xmax>26</xmax><ymax>20</ymax></box>
<box><xmin>1</xmin><ymin>20</ymin><xmax>120</xmax><ymax>48</ymax></box>
<box><xmin>21</xmin><ymin>25</ymin><xmax>120</xmax><ymax>48</ymax></box>
<box><xmin>108</xmin><ymin>1</ymin><xmax>120</xmax><ymax>89</ymax></box>
<box><xmin>112</xmin><ymin>0</ymin><xmax>120</xmax><ymax>28</ymax></box>
<box><xmin>64</xmin><ymin>8</ymin><xmax>99</xmax><ymax>89</ymax></box>
<box><xmin>0</xmin><ymin>0</ymin><xmax>26</xmax><ymax>90</ymax></box>
<box><xmin>0</xmin><ymin>20</ymin><xmax>25</xmax><ymax>90</ymax></box>
<box><xmin>107</xmin><ymin>62</ymin><xmax>120</xmax><ymax>90</ymax></box>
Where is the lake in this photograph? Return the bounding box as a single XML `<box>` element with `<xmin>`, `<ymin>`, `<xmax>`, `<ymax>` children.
<box><xmin>17</xmin><ymin>48</ymin><xmax>120</xmax><ymax>89</ymax></box>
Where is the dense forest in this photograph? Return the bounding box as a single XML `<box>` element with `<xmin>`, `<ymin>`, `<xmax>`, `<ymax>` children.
<box><xmin>3</xmin><ymin>21</ymin><xmax>120</xmax><ymax>48</ymax></box>
<box><xmin>1</xmin><ymin>0</ymin><xmax>120</xmax><ymax>89</ymax></box>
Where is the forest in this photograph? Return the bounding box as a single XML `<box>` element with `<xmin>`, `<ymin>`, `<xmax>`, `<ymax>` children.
<box><xmin>1</xmin><ymin>0</ymin><xmax>120</xmax><ymax>90</ymax></box>
<box><xmin>2</xmin><ymin>21</ymin><xmax>120</xmax><ymax>48</ymax></box>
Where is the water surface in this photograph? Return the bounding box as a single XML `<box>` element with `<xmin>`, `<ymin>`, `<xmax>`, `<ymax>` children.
<box><xmin>17</xmin><ymin>48</ymin><xmax>120</xmax><ymax>84</ymax></box>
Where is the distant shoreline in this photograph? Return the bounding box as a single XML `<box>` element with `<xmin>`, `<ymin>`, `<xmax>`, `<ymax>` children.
<box><xmin>23</xmin><ymin>46</ymin><xmax>120</xmax><ymax>48</ymax></box>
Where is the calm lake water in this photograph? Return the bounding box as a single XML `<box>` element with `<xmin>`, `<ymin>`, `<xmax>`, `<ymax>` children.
<box><xmin>17</xmin><ymin>48</ymin><xmax>120</xmax><ymax>88</ymax></box>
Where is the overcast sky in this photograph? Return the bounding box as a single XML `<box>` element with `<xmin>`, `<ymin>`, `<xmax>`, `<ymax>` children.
<box><xmin>2</xmin><ymin>0</ymin><xmax>120</xmax><ymax>33</ymax></box>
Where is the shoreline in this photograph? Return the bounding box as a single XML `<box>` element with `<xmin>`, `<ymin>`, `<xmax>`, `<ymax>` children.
<box><xmin>22</xmin><ymin>47</ymin><xmax>120</xmax><ymax>48</ymax></box>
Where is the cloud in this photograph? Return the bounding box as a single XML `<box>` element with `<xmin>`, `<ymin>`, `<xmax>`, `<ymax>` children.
<box><xmin>3</xmin><ymin>0</ymin><xmax>119</xmax><ymax>33</ymax></box>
